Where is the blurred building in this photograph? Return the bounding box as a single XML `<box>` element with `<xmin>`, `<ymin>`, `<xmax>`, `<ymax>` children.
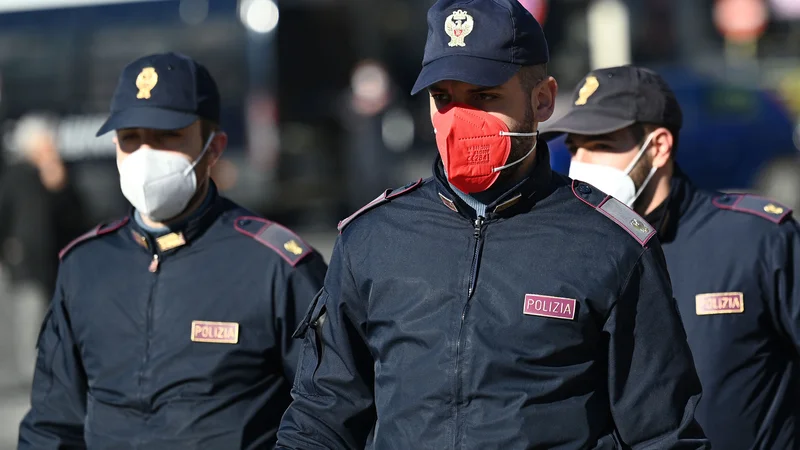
<box><xmin>0</xmin><ymin>0</ymin><xmax>796</xmax><ymax>230</ymax></box>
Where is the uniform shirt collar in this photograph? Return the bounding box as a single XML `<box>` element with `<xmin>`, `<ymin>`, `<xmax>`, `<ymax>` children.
<box><xmin>646</xmin><ymin>164</ymin><xmax>695</xmax><ymax>242</ymax></box>
<box><xmin>434</xmin><ymin>139</ymin><xmax>554</xmax><ymax>220</ymax></box>
<box><xmin>129</xmin><ymin>181</ymin><xmax>223</xmax><ymax>254</ymax></box>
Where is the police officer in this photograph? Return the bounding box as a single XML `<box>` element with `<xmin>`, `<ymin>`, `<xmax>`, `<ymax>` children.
<box><xmin>541</xmin><ymin>65</ymin><xmax>800</xmax><ymax>450</ymax></box>
<box><xmin>276</xmin><ymin>2</ymin><xmax>709</xmax><ymax>449</ymax></box>
<box><xmin>18</xmin><ymin>52</ymin><xmax>328</xmax><ymax>449</ymax></box>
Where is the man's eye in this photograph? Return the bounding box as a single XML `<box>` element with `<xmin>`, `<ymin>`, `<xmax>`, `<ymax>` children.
<box><xmin>477</xmin><ymin>93</ymin><xmax>497</xmax><ymax>101</ymax></box>
<box><xmin>431</xmin><ymin>94</ymin><xmax>449</xmax><ymax>102</ymax></box>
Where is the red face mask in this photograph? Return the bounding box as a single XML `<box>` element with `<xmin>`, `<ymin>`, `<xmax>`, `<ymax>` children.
<box><xmin>433</xmin><ymin>104</ymin><xmax>537</xmax><ymax>193</ymax></box>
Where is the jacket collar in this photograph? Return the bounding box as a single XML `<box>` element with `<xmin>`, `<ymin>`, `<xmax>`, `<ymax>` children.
<box><xmin>128</xmin><ymin>181</ymin><xmax>224</xmax><ymax>255</ymax></box>
<box><xmin>646</xmin><ymin>164</ymin><xmax>696</xmax><ymax>242</ymax></box>
<box><xmin>434</xmin><ymin>139</ymin><xmax>555</xmax><ymax>220</ymax></box>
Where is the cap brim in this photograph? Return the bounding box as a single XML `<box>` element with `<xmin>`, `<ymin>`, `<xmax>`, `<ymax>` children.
<box><xmin>96</xmin><ymin>107</ymin><xmax>199</xmax><ymax>137</ymax></box>
<box><xmin>539</xmin><ymin>109</ymin><xmax>636</xmax><ymax>141</ymax></box>
<box><xmin>411</xmin><ymin>55</ymin><xmax>521</xmax><ymax>95</ymax></box>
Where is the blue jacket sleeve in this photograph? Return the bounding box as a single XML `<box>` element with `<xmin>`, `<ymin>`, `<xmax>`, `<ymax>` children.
<box><xmin>763</xmin><ymin>218</ymin><xmax>800</xmax><ymax>356</ymax></box>
<box><xmin>276</xmin><ymin>237</ymin><xmax>376</xmax><ymax>449</ymax></box>
<box><xmin>18</xmin><ymin>267</ymin><xmax>87</xmax><ymax>449</ymax></box>
<box><xmin>604</xmin><ymin>245</ymin><xmax>710</xmax><ymax>449</ymax></box>
<box><xmin>275</xmin><ymin>251</ymin><xmax>328</xmax><ymax>382</ymax></box>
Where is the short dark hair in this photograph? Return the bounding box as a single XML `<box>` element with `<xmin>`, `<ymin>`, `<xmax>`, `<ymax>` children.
<box><xmin>518</xmin><ymin>64</ymin><xmax>548</xmax><ymax>94</ymax></box>
<box><xmin>632</xmin><ymin>122</ymin><xmax>680</xmax><ymax>157</ymax></box>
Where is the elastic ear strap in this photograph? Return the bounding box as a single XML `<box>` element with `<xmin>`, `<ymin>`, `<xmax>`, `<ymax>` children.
<box><xmin>632</xmin><ymin>166</ymin><xmax>658</xmax><ymax>203</ymax></box>
<box><xmin>623</xmin><ymin>132</ymin><xmax>655</xmax><ymax>175</ymax></box>
<box><xmin>184</xmin><ymin>131</ymin><xmax>216</xmax><ymax>176</ymax></box>
<box><xmin>499</xmin><ymin>131</ymin><xmax>538</xmax><ymax>137</ymax></box>
<box><xmin>492</xmin><ymin>132</ymin><xmax>539</xmax><ymax>173</ymax></box>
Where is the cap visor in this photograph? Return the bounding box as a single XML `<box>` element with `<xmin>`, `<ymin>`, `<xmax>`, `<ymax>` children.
<box><xmin>96</xmin><ymin>107</ymin><xmax>199</xmax><ymax>136</ymax></box>
<box><xmin>539</xmin><ymin>109</ymin><xmax>636</xmax><ymax>141</ymax></box>
<box><xmin>411</xmin><ymin>55</ymin><xmax>521</xmax><ymax>95</ymax></box>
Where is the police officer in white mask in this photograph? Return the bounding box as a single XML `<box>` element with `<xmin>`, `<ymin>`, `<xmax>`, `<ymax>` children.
<box><xmin>19</xmin><ymin>52</ymin><xmax>328</xmax><ymax>449</ymax></box>
<box><xmin>541</xmin><ymin>65</ymin><xmax>800</xmax><ymax>450</ymax></box>
<box><xmin>540</xmin><ymin>67</ymin><xmax>681</xmax><ymax>213</ymax></box>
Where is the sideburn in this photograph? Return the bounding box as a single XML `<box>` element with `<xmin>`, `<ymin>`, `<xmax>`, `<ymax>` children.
<box><xmin>495</xmin><ymin>99</ymin><xmax>536</xmax><ymax>184</ymax></box>
<box><xmin>629</xmin><ymin>142</ymin><xmax>655</xmax><ymax>191</ymax></box>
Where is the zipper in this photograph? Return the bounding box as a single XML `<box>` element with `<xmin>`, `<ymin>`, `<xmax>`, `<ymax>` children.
<box><xmin>137</xmin><ymin>253</ymin><xmax>160</xmax><ymax>409</ymax></box>
<box><xmin>453</xmin><ymin>215</ymin><xmax>485</xmax><ymax>448</ymax></box>
<box><xmin>467</xmin><ymin>216</ymin><xmax>484</xmax><ymax>299</ymax></box>
<box><xmin>148</xmin><ymin>254</ymin><xmax>160</xmax><ymax>273</ymax></box>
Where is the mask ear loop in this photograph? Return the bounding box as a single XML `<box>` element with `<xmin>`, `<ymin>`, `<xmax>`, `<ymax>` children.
<box><xmin>183</xmin><ymin>131</ymin><xmax>216</xmax><ymax>177</ymax></box>
<box><xmin>627</xmin><ymin>132</ymin><xmax>658</xmax><ymax>204</ymax></box>
<box><xmin>632</xmin><ymin>166</ymin><xmax>658</xmax><ymax>204</ymax></box>
<box><xmin>622</xmin><ymin>132</ymin><xmax>655</xmax><ymax>175</ymax></box>
<box><xmin>492</xmin><ymin>130</ymin><xmax>539</xmax><ymax>173</ymax></box>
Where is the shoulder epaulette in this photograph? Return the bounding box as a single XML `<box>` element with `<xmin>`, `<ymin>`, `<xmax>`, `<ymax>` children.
<box><xmin>234</xmin><ymin>216</ymin><xmax>313</xmax><ymax>267</ymax></box>
<box><xmin>59</xmin><ymin>217</ymin><xmax>129</xmax><ymax>260</ymax></box>
<box><xmin>337</xmin><ymin>178</ymin><xmax>423</xmax><ymax>233</ymax></box>
<box><xmin>712</xmin><ymin>193</ymin><xmax>792</xmax><ymax>224</ymax></box>
<box><xmin>571</xmin><ymin>180</ymin><xmax>656</xmax><ymax>247</ymax></box>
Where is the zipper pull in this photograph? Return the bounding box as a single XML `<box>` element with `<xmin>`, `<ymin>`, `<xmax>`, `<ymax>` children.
<box><xmin>473</xmin><ymin>216</ymin><xmax>485</xmax><ymax>239</ymax></box>
<box><xmin>148</xmin><ymin>254</ymin><xmax>160</xmax><ymax>273</ymax></box>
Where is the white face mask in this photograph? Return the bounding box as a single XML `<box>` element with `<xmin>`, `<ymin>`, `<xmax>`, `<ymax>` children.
<box><xmin>568</xmin><ymin>132</ymin><xmax>657</xmax><ymax>207</ymax></box>
<box><xmin>118</xmin><ymin>132</ymin><xmax>215</xmax><ymax>222</ymax></box>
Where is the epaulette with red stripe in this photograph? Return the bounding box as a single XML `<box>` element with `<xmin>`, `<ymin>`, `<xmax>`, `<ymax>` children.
<box><xmin>712</xmin><ymin>193</ymin><xmax>792</xmax><ymax>224</ymax></box>
<box><xmin>337</xmin><ymin>179</ymin><xmax>423</xmax><ymax>233</ymax></box>
<box><xmin>234</xmin><ymin>217</ymin><xmax>313</xmax><ymax>267</ymax></box>
<box><xmin>571</xmin><ymin>180</ymin><xmax>657</xmax><ymax>247</ymax></box>
<box><xmin>59</xmin><ymin>217</ymin><xmax>130</xmax><ymax>260</ymax></box>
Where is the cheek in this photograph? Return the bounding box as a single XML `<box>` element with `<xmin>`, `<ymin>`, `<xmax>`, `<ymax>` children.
<box><xmin>115</xmin><ymin>151</ymin><xmax>128</xmax><ymax>169</ymax></box>
<box><xmin>429</xmin><ymin>98</ymin><xmax>439</xmax><ymax>122</ymax></box>
<box><xmin>489</xmin><ymin>112</ymin><xmax>518</xmax><ymax>131</ymax></box>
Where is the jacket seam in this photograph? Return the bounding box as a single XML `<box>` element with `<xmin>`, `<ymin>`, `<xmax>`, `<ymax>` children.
<box><xmin>604</xmin><ymin>247</ymin><xmax>648</xmax><ymax>325</ymax></box>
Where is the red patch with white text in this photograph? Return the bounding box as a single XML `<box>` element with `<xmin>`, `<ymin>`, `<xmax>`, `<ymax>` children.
<box><xmin>523</xmin><ymin>294</ymin><xmax>576</xmax><ymax>321</ymax></box>
<box><xmin>191</xmin><ymin>321</ymin><xmax>239</xmax><ymax>344</ymax></box>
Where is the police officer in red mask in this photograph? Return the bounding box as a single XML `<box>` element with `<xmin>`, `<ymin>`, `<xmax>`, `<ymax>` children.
<box><xmin>277</xmin><ymin>1</ymin><xmax>710</xmax><ymax>448</ymax></box>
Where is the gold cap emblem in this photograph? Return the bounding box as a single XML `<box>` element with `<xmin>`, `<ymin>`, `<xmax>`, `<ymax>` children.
<box><xmin>136</xmin><ymin>67</ymin><xmax>159</xmax><ymax>99</ymax></box>
<box><xmin>284</xmin><ymin>239</ymin><xmax>304</xmax><ymax>256</ymax></box>
<box><xmin>445</xmin><ymin>10</ymin><xmax>474</xmax><ymax>47</ymax></box>
<box><xmin>764</xmin><ymin>203</ymin><xmax>784</xmax><ymax>215</ymax></box>
<box><xmin>575</xmin><ymin>76</ymin><xmax>599</xmax><ymax>106</ymax></box>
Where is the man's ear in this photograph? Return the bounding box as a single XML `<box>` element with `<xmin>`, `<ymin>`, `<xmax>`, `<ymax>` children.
<box><xmin>206</xmin><ymin>131</ymin><xmax>228</xmax><ymax>169</ymax></box>
<box><xmin>649</xmin><ymin>127</ymin><xmax>673</xmax><ymax>170</ymax></box>
<box><xmin>533</xmin><ymin>76</ymin><xmax>558</xmax><ymax>124</ymax></box>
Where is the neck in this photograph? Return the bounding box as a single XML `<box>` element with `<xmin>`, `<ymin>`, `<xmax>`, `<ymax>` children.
<box><xmin>140</xmin><ymin>179</ymin><xmax>211</xmax><ymax>229</ymax></box>
<box><xmin>634</xmin><ymin>162</ymin><xmax>673</xmax><ymax>216</ymax></box>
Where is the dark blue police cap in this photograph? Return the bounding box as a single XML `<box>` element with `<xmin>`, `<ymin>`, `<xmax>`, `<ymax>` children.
<box><xmin>96</xmin><ymin>52</ymin><xmax>220</xmax><ymax>136</ymax></box>
<box><xmin>540</xmin><ymin>66</ymin><xmax>683</xmax><ymax>140</ymax></box>
<box><xmin>411</xmin><ymin>0</ymin><xmax>549</xmax><ymax>95</ymax></box>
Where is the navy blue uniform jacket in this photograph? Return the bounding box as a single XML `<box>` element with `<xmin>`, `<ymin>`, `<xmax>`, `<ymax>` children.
<box><xmin>277</xmin><ymin>145</ymin><xmax>710</xmax><ymax>449</ymax></box>
<box><xmin>651</xmin><ymin>169</ymin><xmax>800</xmax><ymax>450</ymax></box>
<box><xmin>18</xmin><ymin>186</ymin><xmax>327</xmax><ymax>449</ymax></box>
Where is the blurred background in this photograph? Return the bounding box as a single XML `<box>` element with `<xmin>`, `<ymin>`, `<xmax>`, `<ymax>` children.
<box><xmin>0</xmin><ymin>0</ymin><xmax>799</xmax><ymax>446</ymax></box>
